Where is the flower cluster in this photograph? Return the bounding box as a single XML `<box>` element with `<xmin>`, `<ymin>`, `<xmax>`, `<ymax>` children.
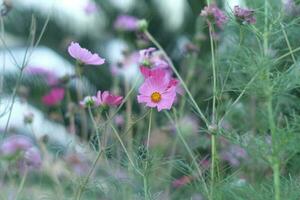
<box><xmin>200</xmin><ymin>4</ymin><xmax>228</xmax><ymax>28</ymax></box>
<box><xmin>234</xmin><ymin>5</ymin><xmax>256</xmax><ymax>25</ymax></box>
<box><xmin>137</xmin><ymin>48</ymin><xmax>179</xmax><ymax>112</ymax></box>
<box><xmin>80</xmin><ymin>90</ymin><xmax>123</xmax><ymax>108</ymax></box>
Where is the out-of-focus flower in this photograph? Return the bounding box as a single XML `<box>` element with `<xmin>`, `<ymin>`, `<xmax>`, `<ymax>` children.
<box><xmin>42</xmin><ymin>87</ymin><xmax>65</xmax><ymax>106</ymax></box>
<box><xmin>234</xmin><ymin>5</ymin><xmax>256</xmax><ymax>24</ymax></box>
<box><xmin>24</xmin><ymin>147</ymin><xmax>42</xmax><ymax>168</ymax></box>
<box><xmin>284</xmin><ymin>0</ymin><xmax>300</xmax><ymax>16</ymax></box>
<box><xmin>172</xmin><ymin>175</ymin><xmax>193</xmax><ymax>188</ymax></box>
<box><xmin>68</xmin><ymin>42</ymin><xmax>105</xmax><ymax>65</ymax></box>
<box><xmin>26</xmin><ymin>66</ymin><xmax>59</xmax><ymax>86</ymax></box>
<box><xmin>115</xmin><ymin>115</ymin><xmax>125</xmax><ymax>127</ymax></box>
<box><xmin>23</xmin><ymin>112</ymin><xmax>34</xmax><ymax>124</ymax></box>
<box><xmin>84</xmin><ymin>1</ymin><xmax>99</xmax><ymax>15</ymax></box>
<box><xmin>96</xmin><ymin>91</ymin><xmax>123</xmax><ymax>107</ymax></box>
<box><xmin>200</xmin><ymin>4</ymin><xmax>227</xmax><ymax>28</ymax></box>
<box><xmin>79</xmin><ymin>96</ymin><xmax>98</xmax><ymax>108</ymax></box>
<box><xmin>110</xmin><ymin>52</ymin><xmax>140</xmax><ymax>78</ymax></box>
<box><xmin>114</xmin><ymin>15</ymin><xmax>140</xmax><ymax>31</ymax></box>
<box><xmin>139</xmin><ymin>47</ymin><xmax>169</xmax><ymax>69</ymax></box>
<box><xmin>65</xmin><ymin>153</ymin><xmax>89</xmax><ymax>176</ymax></box>
<box><xmin>137</xmin><ymin>71</ymin><xmax>177</xmax><ymax>111</ymax></box>
<box><xmin>220</xmin><ymin>145</ymin><xmax>247</xmax><ymax>167</ymax></box>
<box><xmin>0</xmin><ymin>135</ymin><xmax>33</xmax><ymax>156</ymax></box>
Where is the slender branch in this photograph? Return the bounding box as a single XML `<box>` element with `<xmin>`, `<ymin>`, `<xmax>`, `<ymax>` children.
<box><xmin>280</xmin><ymin>23</ymin><xmax>296</xmax><ymax>64</ymax></box>
<box><xmin>74</xmin><ymin>149</ymin><xmax>103</xmax><ymax>200</ymax></box>
<box><xmin>109</xmin><ymin>121</ymin><xmax>144</xmax><ymax>177</ymax></box>
<box><xmin>15</xmin><ymin>167</ymin><xmax>28</xmax><ymax>200</ymax></box>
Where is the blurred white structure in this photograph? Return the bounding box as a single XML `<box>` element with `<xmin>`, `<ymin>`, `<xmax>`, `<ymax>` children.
<box><xmin>11</xmin><ymin>0</ymin><xmax>105</xmax><ymax>35</ymax></box>
<box><xmin>0</xmin><ymin>96</ymin><xmax>77</xmax><ymax>146</ymax></box>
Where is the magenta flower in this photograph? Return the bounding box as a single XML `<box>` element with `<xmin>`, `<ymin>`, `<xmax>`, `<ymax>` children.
<box><xmin>42</xmin><ymin>87</ymin><xmax>65</xmax><ymax>106</ymax></box>
<box><xmin>200</xmin><ymin>4</ymin><xmax>228</xmax><ymax>28</ymax></box>
<box><xmin>0</xmin><ymin>135</ymin><xmax>33</xmax><ymax>156</ymax></box>
<box><xmin>234</xmin><ymin>5</ymin><xmax>256</xmax><ymax>24</ymax></box>
<box><xmin>137</xmin><ymin>72</ymin><xmax>177</xmax><ymax>111</ymax></box>
<box><xmin>79</xmin><ymin>96</ymin><xmax>98</xmax><ymax>108</ymax></box>
<box><xmin>114</xmin><ymin>15</ymin><xmax>140</xmax><ymax>31</ymax></box>
<box><xmin>96</xmin><ymin>91</ymin><xmax>123</xmax><ymax>107</ymax></box>
<box><xmin>68</xmin><ymin>42</ymin><xmax>105</xmax><ymax>65</ymax></box>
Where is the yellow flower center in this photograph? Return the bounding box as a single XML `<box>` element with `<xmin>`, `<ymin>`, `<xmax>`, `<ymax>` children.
<box><xmin>151</xmin><ymin>92</ymin><xmax>162</xmax><ymax>103</ymax></box>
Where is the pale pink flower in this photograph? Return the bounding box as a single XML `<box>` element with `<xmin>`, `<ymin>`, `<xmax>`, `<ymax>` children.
<box><xmin>114</xmin><ymin>15</ymin><xmax>140</xmax><ymax>31</ymax></box>
<box><xmin>84</xmin><ymin>1</ymin><xmax>99</xmax><ymax>15</ymax></box>
<box><xmin>0</xmin><ymin>135</ymin><xmax>33</xmax><ymax>156</ymax></box>
<box><xmin>42</xmin><ymin>88</ymin><xmax>65</xmax><ymax>106</ymax></box>
<box><xmin>137</xmin><ymin>72</ymin><xmax>177</xmax><ymax>111</ymax></box>
<box><xmin>96</xmin><ymin>91</ymin><xmax>123</xmax><ymax>106</ymax></box>
<box><xmin>68</xmin><ymin>42</ymin><xmax>105</xmax><ymax>65</ymax></box>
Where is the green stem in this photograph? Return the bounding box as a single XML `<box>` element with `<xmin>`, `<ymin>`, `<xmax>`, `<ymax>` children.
<box><xmin>143</xmin><ymin>175</ymin><xmax>149</xmax><ymax>200</ymax></box>
<box><xmin>75</xmin><ymin>64</ymin><xmax>88</xmax><ymax>140</ymax></box>
<box><xmin>209</xmin><ymin>23</ymin><xmax>218</xmax><ymax>200</ymax></box>
<box><xmin>15</xmin><ymin>167</ymin><xmax>28</xmax><ymax>200</ymax></box>
<box><xmin>88</xmin><ymin>106</ymin><xmax>101</xmax><ymax>149</ymax></box>
<box><xmin>144</xmin><ymin>30</ymin><xmax>209</xmax><ymax>127</ymax></box>
<box><xmin>264</xmin><ymin>2</ymin><xmax>280</xmax><ymax>200</ymax></box>
<box><xmin>125</xmin><ymin>77</ymin><xmax>133</xmax><ymax>163</ymax></box>
<box><xmin>75</xmin><ymin>149</ymin><xmax>103</xmax><ymax>200</ymax></box>
<box><xmin>143</xmin><ymin>109</ymin><xmax>152</xmax><ymax>200</ymax></box>
<box><xmin>273</xmin><ymin>161</ymin><xmax>280</xmax><ymax>200</ymax></box>
<box><xmin>210</xmin><ymin>135</ymin><xmax>217</xmax><ymax>199</ymax></box>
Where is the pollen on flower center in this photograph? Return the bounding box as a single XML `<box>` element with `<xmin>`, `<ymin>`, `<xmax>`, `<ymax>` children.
<box><xmin>151</xmin><ymin>92</ymin><xmax>161</xmax><ymax>103</ymax></box>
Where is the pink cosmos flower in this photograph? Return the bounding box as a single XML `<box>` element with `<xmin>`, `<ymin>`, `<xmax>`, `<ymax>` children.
<box><xmin>114</xmin><ymin>15</ymin><xmax>140</xmax><ymax>31</ymax></box>
<box><xmin>96</xmin><ymin>91</ymin><xmax>123</xmax><ymax>106</ymax></box>
<box><xmin>137</xmin><ymin>72</ymin><xmax>177</xmax><ymax>111</ymax></box>
<box><xmin>42</xmin><ymin>87</ymin><xmax>65</xmax><ymax>106</ymax></box>
<box><xmin>140</xmin><ymin>66</ymin><xmax>183</xmax><ymax>95</ymax></box>
<box><xmin>68</xmin><ymin>42</ymin><xmax>105</xmax><ymax>65</ymax></box>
